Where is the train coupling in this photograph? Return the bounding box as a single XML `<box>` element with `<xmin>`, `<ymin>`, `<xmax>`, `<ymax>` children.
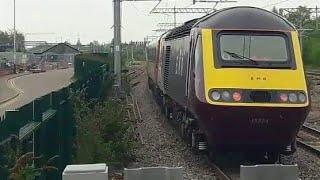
<box><xmin>240</xmin><ymin>164</ymin><xmax>299</xmax><ymax>180</ymax></box>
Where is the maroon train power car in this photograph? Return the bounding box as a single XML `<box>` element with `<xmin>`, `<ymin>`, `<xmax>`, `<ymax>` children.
<box><xmin>146</xmin><ymin>7</ymin><xmax>310</xmax><ymax>163</ymax></box>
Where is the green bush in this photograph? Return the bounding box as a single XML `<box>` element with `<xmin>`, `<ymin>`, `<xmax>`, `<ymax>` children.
<box><xmin>73</xmin><ymin>97</ymin><xmax>134</xmax><ymax>167</ymax></box>
<box><xmin>303</xmin><ymin>31</ymin><xmax>320</xmax><ymax>67</ymax></box>
<box><xmin>74</xmin><ymin>53</ymin><xmax>111</xmax><ymax>80</ymax></box>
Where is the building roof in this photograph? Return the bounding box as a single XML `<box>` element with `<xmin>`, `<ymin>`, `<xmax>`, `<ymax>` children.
<box><xmin>27</xmin><ymin>44</ymin><xmax>53</xmax><ymax>54</ymax></box>
<box><xmin>28</xmin><ymin>43</ymin><xmax>80</xmax><ymax>55</ymax></box>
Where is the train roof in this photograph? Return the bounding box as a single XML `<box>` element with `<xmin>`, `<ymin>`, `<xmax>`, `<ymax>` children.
<box><xmin>164</xmin><ymin>6</ymin><xmax>295</xmax><ymax>41</ymax></box>
<box><xmin>195</xmin><ymin>6</ymin><xmax>295</xmax><ymax>31</ymax></box>
<box><xmin>165</xmin><ymin>18</ymin><xmax>200</xmax><ymax>40</ymax></box>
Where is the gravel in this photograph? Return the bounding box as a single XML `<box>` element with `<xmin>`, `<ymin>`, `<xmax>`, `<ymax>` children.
<box><xmin>295</xmin><ymin>148</ymin><xmax>320</xmax><ymax>180</ymax></box>
<box><xmin>306</xmin><ymin>74</ymin><xmax>320</xmax><ymax>130</ymax></box>
<box><xmin>296</xmin><ymin>73</ymin><xmax>320</xmax><ymax>180</ymax></box>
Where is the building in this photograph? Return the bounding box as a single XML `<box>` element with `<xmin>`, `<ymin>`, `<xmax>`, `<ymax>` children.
<box><xmin>27</xmin><ymin>43</ymin><xmax>80</xmax><ymax>69</ymax></box>
<box><xmin>28</xmin><ymin>43</ymin><xmax>80</xmax><ymax>63</ymax></box>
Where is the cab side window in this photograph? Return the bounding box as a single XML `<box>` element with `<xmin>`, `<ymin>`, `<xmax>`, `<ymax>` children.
<box><xmin>195</xmin><ymin>35</ymin><xmax>202</xmax><ymax>73</ymax></box>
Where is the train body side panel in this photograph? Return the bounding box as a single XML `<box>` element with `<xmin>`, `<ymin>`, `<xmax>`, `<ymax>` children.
<box><xmin>164</xmin><ymin>37</ymin><xmax>190</xmax><ymax>107</ymax></box>
<box><xmin>146</xmin><ymin>42</ymin><xmax>158</xmax><ymax>86</ymax></box>
<box><xmin>147</xmin><ymin>60</ymin><xmax>156</xmax><ymax>82</ymax></box>
<box><xmin>157</xmin><ymin>40</ymin><xmax>166</xmax><ymax>92</ymax></box>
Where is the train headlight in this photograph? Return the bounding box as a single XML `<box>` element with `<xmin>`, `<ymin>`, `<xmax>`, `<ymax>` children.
<box><xmin>232</xmin><ymin>92</ymin><xmax>242</xmax><ymax>102</ymax></box>
<box><xmin>298</xmin><ymin>93</ymin><xmax>306</xmax><ymax>102</ymax></box>
<box><xmin>279</xmin><ymin>93</ymin><xmax>288</xmax><ymax>102</ymax></box>
<box><xmin>211</xmin><ymin>91</ymin><xmax>221</xmax><ymax>101</ymax></box>
<box><xmin>288</xmin><ymin>93</ymin><xmax>298</xmax><ymax>103</ymax></box>
<box><xmin>222</xmin><ymin>91</ymin><xmax>231</xmax><ymax>101</ymax></box>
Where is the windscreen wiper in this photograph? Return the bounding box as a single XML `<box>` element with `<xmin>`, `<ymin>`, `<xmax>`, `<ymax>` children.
<box><xmin>224</xmin><ymin>51</ymin><xmax>258</xmax><ymax>64</ymax></box>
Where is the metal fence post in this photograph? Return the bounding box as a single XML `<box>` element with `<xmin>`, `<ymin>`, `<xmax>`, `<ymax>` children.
<box><xmin>61</xmin><ymin>87</ymin><xmax>73</xmax><ymax>168</ymax></box>
<box><xmin>51</xmin><ymin>90</ymin><xmax>63</xmax><ymax>180</ymax></box>
<box><xmin>42</xmin><ymin>93</ymin><xmax>59</xmax><ymax>180</ymax></box>
<box><xmin>4</xmin><ymin>110</ymin><xmax>21</xmax><ymax>137</ymax></box>
<box><xmin>33</xmin><ymin>98</ymin><xmax>47</xmax><ymax>179</ymax></box>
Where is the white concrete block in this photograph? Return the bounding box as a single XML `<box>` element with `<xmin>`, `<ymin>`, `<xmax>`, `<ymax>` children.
<box><xmin>240</xmin><ymin>164</ymin><xmax>298</xmax><ymax>180</ymax></box>
<box><xmin>124</xmin><ymin>167</ymin><xmax>183</xmax><ymax>180</ymax></box>
<box><xmin>63</xmin><ymin>163</ymin><xmax>108</xmax><ymax>180</ymax></box>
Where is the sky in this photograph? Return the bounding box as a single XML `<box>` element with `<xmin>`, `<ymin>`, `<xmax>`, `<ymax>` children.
<box><xmin>0</xmin><ymin>0</ymin><xmax>318</xmax><ymax>44</ymax></box>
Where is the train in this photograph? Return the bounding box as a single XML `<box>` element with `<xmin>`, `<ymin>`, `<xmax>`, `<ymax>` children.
<box><xmin>146</xmin><ymin>7</ymin><xmax>311</xmax><ymax>163</ymax></box>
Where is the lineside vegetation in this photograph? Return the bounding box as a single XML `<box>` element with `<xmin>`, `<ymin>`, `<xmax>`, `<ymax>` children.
<box><xmin>73</xmin><ymin>77</ymin><xmax>135</xmax><ymax>168</ymax></box>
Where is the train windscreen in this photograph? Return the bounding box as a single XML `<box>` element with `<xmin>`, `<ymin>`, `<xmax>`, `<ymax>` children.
<box><xmin>220</xmin><ymin>34</ymin><xmax>288</xmax><ymax>62</ymax></box>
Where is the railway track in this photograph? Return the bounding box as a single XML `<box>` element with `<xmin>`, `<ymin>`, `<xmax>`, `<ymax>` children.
<box><xmin>300</xmin><ymin>70</ymin><xmax>320</xmax><ymax>155</ymax></box>
<box><xmin>297</xmin><ymin>124</ymin><xmax>320</xmax><ymax>156</ymax></box>
<box><xmin>201</xmin><ymin>155</ymin><xmax>236</xmax><ymax>180</ymax></box>
<box><xmin>306</xmin><ymin>70</ymin><xmax>320</xmax><ymax>77</ymax></box>
<box><xmin>210</xmin><ymin>163</ymin><xmax>233</xmax><ymax>180</ymax></box>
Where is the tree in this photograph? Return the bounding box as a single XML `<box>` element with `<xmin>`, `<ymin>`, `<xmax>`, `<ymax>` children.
<box><xmin>284</xmin><ymin>6</ymin><xmax>312</xmax><ymax>28</ymax></box>
<box><xmin>272</xmin><ymin>6</ymin><xmax>279</xmax><ymax>14</ymax></box>
<box><xmin>11</xmin><ymin>31</ymin><xmax>25</xmax><ymax>52</ymax></box>
<box><xmin>76</xmin><ymin>39</ymin><xmax>81</xmax><ymax>46</ymax></box>
<box><xmin>0</xmin><ymin>31</ymin><xmax>11</xmax><ymax>43</ymax></box>
<box><xmin>0</xmin><ymin>30</ymin><xmax>25</xmax><ymax>52</ymax></box>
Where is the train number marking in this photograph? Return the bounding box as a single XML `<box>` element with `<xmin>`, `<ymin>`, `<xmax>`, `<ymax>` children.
<box><xmin>250</xmin><ymin>118</ymin><xmax>270</xmax><ymax>125</ymax></box>
<box><xmin>250</xmin><ymin>76</ymin><xmax>267</xmax><ymax>81</ymax></box>
<box><xmin>175</xmin><ymin>49</ymin><xmax>184</xmax><ymax>76</ymax></box>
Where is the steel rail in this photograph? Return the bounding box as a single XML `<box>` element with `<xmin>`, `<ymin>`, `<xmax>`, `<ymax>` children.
<box><xmin>204</xmin><ymin>155</ymin><xmax>233</xmax><ymax>180</ymax></box>
<box><xmin>212</xmin><ymin>164</ymin><xmax>232</xmax><ymax>180</ymax></box>
<box><xmin>301</xmin><ymin>124</ymin><xmax>320</xmax><ymax>135</ymax></box>
<box><xmin>297</xmin><ymin>140</ymin><xmax>320</xmax><ymax>156</ymax></box>
<box><xmin>298</xmin><ymin>124</ymin><xmax>320</xmax><ymax>156</ymax></box>
<box><xmin>306</xmin><ymin>71</ymin><xmax>320</xmax><ymax>77</ymax></box>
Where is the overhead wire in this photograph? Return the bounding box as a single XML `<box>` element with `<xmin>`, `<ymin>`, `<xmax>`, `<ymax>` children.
<box><xmin>261</xmin><ymin>0</ymin><xmax>291</xmax><ymax>8</ymax></box>
<box><xmin>130</xmin><ymin>3</ymin><xmax>147</xmax><ymax>16</ymax></box>
<box><xmin>150</xmin><ymin>0</ymin><xmax>162</xmax><ymax>13</ymax></box>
